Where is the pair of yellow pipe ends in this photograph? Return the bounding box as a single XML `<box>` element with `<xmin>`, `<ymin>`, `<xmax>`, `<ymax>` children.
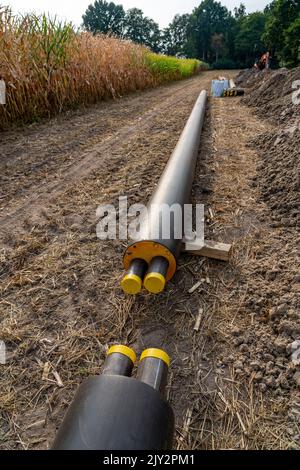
<box><xmin>122</xmin><ymin>271</ymin><xmax>166</xmax><ymax>296</ymax></box>
<box><xmin>121</xmin><ymin>245</ymin><xmax>175</xmax><ymax>296</ymax></box>
<box><xmin>108</xmin><ymin>345</ymin><xmax>171</xmax><ymax>368</ymax></box>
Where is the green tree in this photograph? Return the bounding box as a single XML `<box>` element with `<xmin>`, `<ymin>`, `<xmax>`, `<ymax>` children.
<box><xmin>161</xmin><ymin>14</ymin><xmax>191</xmax><ymax>56</ymax></box>
<box><xmin>283</xmin><ymin>12</ymin><xmax>300</xmax><ymax>67</ymax></box>
<box><xmin>123</xmin><ymin>8</ymin><xmax>161</xmax><ymax>52</ymax></box>
<box><xmin>82</xmin><ymin>0</ymin><xmax>125</xmax><ymax>35</ymax></box>
<box><xmin>263</xmin><ymin>0</ymin><xmax>300</xmax><ymax>64</ymax></box>
<box><xmin>235</xmin><ymin>12</ymin><xmax>267</xmax><ymax>67</ymax></box>
<box><xmin>191</xmin><ymin>0</ymin><xmax>234</xmax><ymax>62</ymax></box>
<box><xmin>234</xmin><ymin>3</ymin><xmax>246</xmax><ymax>20</ymax></box>
<box><xmin>211</xmin><ymin>33</ymin><xmax>225</xmax><ymax>62</ymax></box>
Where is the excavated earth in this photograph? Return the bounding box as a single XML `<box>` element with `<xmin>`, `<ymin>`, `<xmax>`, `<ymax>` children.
<box><xmin>237</xmin><ymin>68</ymin><xmax>300</xmax><ymax>228</ymax></box>
<box><xmin>0</xmin><ymin>69</ymin><xmax>299</xmax><ymax>450</ymax></box>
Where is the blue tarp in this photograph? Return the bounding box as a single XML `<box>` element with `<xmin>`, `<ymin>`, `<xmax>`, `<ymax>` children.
<box><xmin>211</xmin><ymin>80</ymin><xmax>230</xmax><ymax>97</ymax></box>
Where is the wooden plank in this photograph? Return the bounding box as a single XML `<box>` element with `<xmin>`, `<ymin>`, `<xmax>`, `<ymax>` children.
<box><xmin>183</xmin><ymin>240</ymin><xmax>232</xmax><ymax>262</ymax></box>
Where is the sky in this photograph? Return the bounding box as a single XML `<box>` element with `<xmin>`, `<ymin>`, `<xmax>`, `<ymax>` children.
<box><xmin>5</xmin><ymin>1</ymin><xmax>271</xmax><ymax>28</ymax></box>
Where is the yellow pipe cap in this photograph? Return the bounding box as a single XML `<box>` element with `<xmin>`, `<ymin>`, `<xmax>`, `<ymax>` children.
<box><xmin>121</xmin><ymin>273</ymin><xmax>142</xmax><ymax>295</ymax></box>
<box><xmin>144</xmin><ymin>272</ymin><xmax>166</xmax><ymax>294</ymax></box>
<box><xmin>140</xmin><ymin>348</ymin><xmax>171</xmax><ymax>368</ymax></box>
<box><xmin>107</xmin><ymin>345</ymin><xmax>136</xmax><ymax>364</ymax></box>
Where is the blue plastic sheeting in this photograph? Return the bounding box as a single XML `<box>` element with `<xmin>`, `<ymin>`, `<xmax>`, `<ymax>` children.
<box><xmin>211</xmin><ymin>80</ymin><xmax>230</xmax><ymax>97</ymax></box>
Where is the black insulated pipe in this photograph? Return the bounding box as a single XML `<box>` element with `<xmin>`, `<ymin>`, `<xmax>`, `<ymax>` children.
<box><xmin>144</xmin><ymin>257</ymin><xmax>169</xmax><ymax>294</ymax></box>
<box><xmin>136</xmin><ymin>349</ymin><xmax>170</xmax><ymax>396</ymax></box>
<box><xmin>121</xmin><ymin>258</ymin><xmax>148</xmax><ymax>295</ymax></box>
<box><xmin>122</xmin><ymin>90</ymin><xmax>208</xmax><ymax>294</ymax></box>
<box><xmin>52</xmin><ymin>346</ymin><xmax>175</xmax><ymax>450</ymax></box>
<box><xmin>137</xmin><ymin>90</ymin><xmax>207</xmax><ymax>259</ymax></box>
<box><xmin>102</xmin><ymin>345</ymin><xmax>136</xmax><ymax>377</ymax></box>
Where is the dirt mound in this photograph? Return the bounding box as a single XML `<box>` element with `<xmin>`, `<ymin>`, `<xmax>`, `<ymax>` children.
<box><xmin>250</xmin><ymin>128</ymin><xmax>300</xmax><ymax>228</ymax></box>
<box><xmin>225</xmin><ymin>71</ymin><xmax>300</xmax><ymax>441</ymax></box>
<box><xmin>239</xmin><ymin>67</ymin><xmax>300</xmax><ymax>228</ymax></box>
<box><xmin>240</xmin><ymin>67</ymin><xmax>300</xmax><ymax>125</ymax></box>
<box><xmin>235</xmin><ymin>68</ymin><xmax>264</xmax><ymax>88</ymax></box>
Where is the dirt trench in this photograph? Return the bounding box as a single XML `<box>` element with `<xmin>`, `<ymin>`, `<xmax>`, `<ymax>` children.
<box><xmin>0</xmin><ymin>70</ymin><xmax>298</xmax><ymax>450</ymax></box>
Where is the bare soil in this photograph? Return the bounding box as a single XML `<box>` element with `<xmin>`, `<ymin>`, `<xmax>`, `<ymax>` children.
<box><xmin>0</xmin><ymin>70</ymin><xmax>299</xmax><ymax>450</ymax></box>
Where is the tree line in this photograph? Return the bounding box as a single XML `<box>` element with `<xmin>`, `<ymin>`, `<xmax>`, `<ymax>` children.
<box><xmin>82</xmin><ymin>0</ymin><xmax>300</xmax><ymax>68</ymax></box>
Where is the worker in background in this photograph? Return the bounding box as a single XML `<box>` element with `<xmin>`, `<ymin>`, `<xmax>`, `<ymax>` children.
<box><xmin>254</xmin><ymin>52</ymin><xmax>271</xmax><ymax>71</ymax></box>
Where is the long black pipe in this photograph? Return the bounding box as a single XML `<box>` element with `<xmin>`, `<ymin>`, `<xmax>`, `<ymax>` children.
<box><xmin>122</xmin><ymin>90</ymin><xmax>207</xmax><ymax>295</ymax></box>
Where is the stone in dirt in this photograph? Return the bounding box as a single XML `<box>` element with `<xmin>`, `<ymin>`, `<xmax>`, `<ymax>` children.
<box><xmin>269</xmin><ymin>304</ymin><xmax>287</xmax><ymax>320</ymax></box>
<box><xmin>279</xmin><ymin>321</ymin><xmax>300</xmax><ymax>339</ymax></box>
<box><xmin>291</xmin><ymin>347</ymin><xmax>300</xmax><ymax>366</ymax></box>
<box><xmin>293</xmin><ymin>372</ymin><xmax>300</xmax><ymax>388</ymax></box>
<box><xmin>274</xmin><ymin>338</ymin><xmax>288</xmax><ymax>355</ymax></box>
<box><xmin>287</xmin><ymin>340</ymin><xmax>300</xmax><ymax>354</ymax></box>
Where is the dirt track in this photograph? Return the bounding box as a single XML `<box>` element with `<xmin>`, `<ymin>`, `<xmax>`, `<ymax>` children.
<box><xmin>0</xmin><ymin>70</ymin><xmax>299</xmax><ymax>450</ymax></box>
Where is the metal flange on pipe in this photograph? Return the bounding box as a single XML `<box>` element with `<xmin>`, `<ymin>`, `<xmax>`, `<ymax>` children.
<box><xmin>52</xmin><ymin>346</ymin><xmax>174</xmax><ymax>450</ymax></box>
<box><xmin>121</xmin><ymin>90</ymin><xmax>208</xmax><ymax>296</ymax></box>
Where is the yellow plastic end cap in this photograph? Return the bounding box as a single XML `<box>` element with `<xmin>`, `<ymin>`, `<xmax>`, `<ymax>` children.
<box><xmin>121</xmin><ymin>273</ymin><xmax>142</xmax><ymax>295</ymax></box>
<box><xmin>107</xmin><ymin>345</ymin><xmax>136</xmax><ymax>364</ymax></box>
<box><xmin>144</xmin><ymin>272</ymin><xmax>166</xmax><ymax>294</ymax></box>
<box><xmin>140</xmin><ymin>348</ymin><xmax>171</xmax><ymax>368</ymax></box>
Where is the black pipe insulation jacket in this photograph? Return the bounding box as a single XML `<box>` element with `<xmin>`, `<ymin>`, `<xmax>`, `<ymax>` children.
<box><xmin>52</xmin><ymin>375</ymin><xmax>175</xmax><ymax>451</ymax></box>
<box><xmin>123</xmin><ymin>90</ymin><xmax>208</xmax><ymax>282</ymax></box>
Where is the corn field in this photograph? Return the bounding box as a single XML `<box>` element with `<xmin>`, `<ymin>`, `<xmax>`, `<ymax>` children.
<box><xmin>0</xmin><ymin>7</ymin><xmax>206</xmax><ymax>128</ymax></box>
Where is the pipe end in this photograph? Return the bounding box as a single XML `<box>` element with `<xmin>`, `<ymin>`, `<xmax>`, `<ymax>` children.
<box><xmin>108</xmin><ymin>345</ymin><xmax>137</xmax><ymax>365</ymax></box>
<box><xmin>140</xmin><ymin>348</ymin><xmax>171</xmax><ymax>368</ymax></box>
<box><xmin>144</xmin><ymin>272</ymin><xmax>166</xmax><ymax>294</ymax></box>
<box><xmin>121</xmin><ymin>273</ymin><xmax>142</xmax><ymax>295</ymax></box>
